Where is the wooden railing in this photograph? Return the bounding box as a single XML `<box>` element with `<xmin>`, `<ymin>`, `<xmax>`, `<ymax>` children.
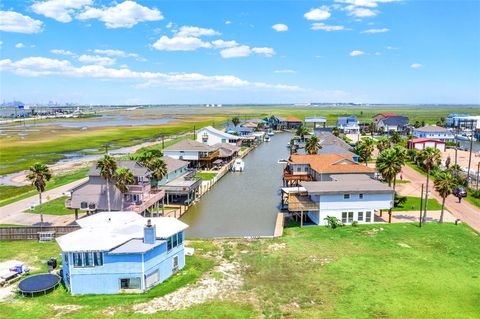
<box><xmin>199</xmin><ymin>150</ymin><xmax>220</xmax><ymax>161</ymax></box>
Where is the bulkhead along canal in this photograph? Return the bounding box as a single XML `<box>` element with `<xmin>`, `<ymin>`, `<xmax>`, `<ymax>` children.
<box><xmin>181</xmin><ymin>133</ymin><xmax>292</xmax><ymax>238</ymax></box>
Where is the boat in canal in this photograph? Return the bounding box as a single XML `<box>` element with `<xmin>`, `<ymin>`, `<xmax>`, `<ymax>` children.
<box><xmin>264</xmin><ymin>135</ymin><xmax>271</xmax><ymax>142</ymax></box>
<box><xmin>231</xmin><ymin>158</ymin><xmax>245</xmax><ymax>172</ymax></box>
<box><xmin>456</xmin><ymin>133</ymin><xmax>477</xmax><ymax>141</ymax></box>
<box><xmin>268</xmin><ymin>130</ymin><xmax>275</xmax><ymax>136</ymax></box>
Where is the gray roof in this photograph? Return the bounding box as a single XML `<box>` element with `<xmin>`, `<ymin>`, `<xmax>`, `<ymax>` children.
<box><xmin>316</xmin><ymin>131</ymin><xmax>352</xmax><ymax>150</ymax></box>
<box><xmin>301</xmin><ymin>175</ymin><xmax>394</xmax><ymax>195</ymax></box>
<box><xmin>161</xmin><ymin>156</ymin><xmax>188</xmax><ymax>173</ymax></box>
<box><xmin>414</xmin><ymin>125</ymin><xmax>451</xmax><ymax>133</ymax></box>
<box><xmin>211</xmin><ymin>143</ymin><xmax>240</xmax><ymax>158</ymax></box>
<box><xmin>89</xmin><ymin>160</ymin><xmax>148</xmax><ymax>177</ymax></box>
<box><xmin>109</xmin><ymin>238</ymin><xmax>165</xmax><ymax>254</ymax></box>
<box><xmin>379</xmin><ymin>116</ymin><xmax>409</xmax><ymax>126</ymax></box>
<box><xmin>318</xmin><ymin>144</ymin><xmax>356</xmax><ymax>157</ymax></box>
<box><xmin>164</xmin><ymin>139</ymin><xmax>215</xmax><ymax>152</ymax></box>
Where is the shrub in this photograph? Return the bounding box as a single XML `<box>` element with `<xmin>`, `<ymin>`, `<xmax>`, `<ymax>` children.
<box><xmin>470</xmin><ymin>189</ymin><xmax>480</xmax><ymax>199</ymax></box>
<box><xmin>351</xmin><ymin>221</ymin><xmax>359</xmax><ymax>227</ymax></box>
<box><xmin>324</xmin><ymin>216</ymin><xmax>343</xmax><ymax>229</ymax></box>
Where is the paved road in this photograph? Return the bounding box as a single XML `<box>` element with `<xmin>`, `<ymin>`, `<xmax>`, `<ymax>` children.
<box><xmin>398</xmin><ymin>165</ymin><xmax>480</xmax><ymax>232</ymax></box>
<box><xmin>0</xmin><ymin>178</ymin><xmax>88</xmax><ymax>226</ymax></box>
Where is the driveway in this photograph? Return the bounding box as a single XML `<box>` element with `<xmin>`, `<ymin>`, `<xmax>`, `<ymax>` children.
<box><xmin>0</xmin><ymin>178</ymin><xmax>87</xmax><ymax>226</ymax></box>
<box><xmin>397</xmin><ymin>165</ymin><xmax>480</xmax><ymax>232</ymax></box>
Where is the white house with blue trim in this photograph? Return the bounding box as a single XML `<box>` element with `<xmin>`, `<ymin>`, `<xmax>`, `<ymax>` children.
<box><xmin>56</xmin><ymin>211</ymin><xmax>188</xmax><ymax>295</ymax></box>
<box><xmin>413</xmin><ymin>125</ymin><xmax>455</xmax><ymax>142</ymax></box>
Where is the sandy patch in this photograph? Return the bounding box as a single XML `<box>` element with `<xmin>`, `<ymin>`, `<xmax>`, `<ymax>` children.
<box><xmin>267</xmin><ymin>243</ymin><xmax>287</xmax><ymax>253</ymax></box>
<box><xmin>133</xmin><ymin>260</ymin><xmax>243</xmax><ymax>314</ymax></box>
<box><xmin>52</xmin><ymin>304</ymin><xmax>83</xmax><ymax>317</ymax></box>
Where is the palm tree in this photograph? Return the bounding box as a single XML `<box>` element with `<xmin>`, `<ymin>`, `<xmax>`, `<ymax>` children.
<box><xmin>26</xmin><ymin>163</ymin><xmax>52</xmax><ymax>226</ymax></box>
<box><xmin>232</xmin><ymin>116</ymin><xmax>240</xmax><ymax>127</ymax></box>
<box><xmin>419</xmin><ymin>147</ymin><xmax>442</xmax><ymax>223</ymax></box>
<box><xmin>332</xmin><ymin>127</ymin><xmax>340</xmax><ymax>137</ymax></box>
<box><xmin>115</xmin><ymin>167</ymin><xmax>135</xmax><ymax>210</ymax></box>
<box><xmin>376</xmin><ymin>137</ymin><xmax>390</xmax><ymax>153</ymax></box>
<box><xmin>354</xmin><ymin>138</ymin><xmax>376</xmax><ymax>166</ymax></box>
<box><xmin>296</xmin><ymin>125</ymin><xmax>309</xmax><ymax>142</ymax></box>
<box><xmin>392</xmin><ymin>145</ymin><xmax>407</xmax><ymax>189</ymax></box>
<box><xmin>433</xmin><ymin>171</ymin><xmax>456</xmax><ymax>223</ymax></box>
<box><xmin>376</xmin><ymin>149</ymin><xmax>400</xmax><ymax>188</ymax></box>
<box><xmin>305</xmin><ymin>135</ymin><xmax>321</xmax><ymax>154</ymax></box>
<box><xmin>96</xmin><ymin>154</ymin><xmax>117</xmax><ymax>212</ymax></box>
<box><xmin>148</xmin><ymin>158</ymin><xmax>168</xmax><ymax>187</ymax></box>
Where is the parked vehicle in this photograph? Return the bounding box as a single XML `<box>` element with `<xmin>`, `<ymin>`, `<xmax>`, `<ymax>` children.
<box><xmin>453</xmin><ymin>187</ymin><xmax>467</xmax><ymax>198</ymax></box>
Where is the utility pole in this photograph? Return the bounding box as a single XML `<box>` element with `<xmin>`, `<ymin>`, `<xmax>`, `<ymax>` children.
<box><xmin>161</xmin><ymin>135</ymin><xmax>165</xmax><ymax>149</ymax></box>
<box><xmin>477</xmin><ymin>162</ymin><xmax>480</xmax><ymax>190</ymax></box>
<box><xmin>466</xmin><ymin>123</ymin><xmax>474</xmax><ymax>187</ymax></box>
<box><xmin>419</xmin><ymin>184</ymin><xmax>424</xmax><ymax>228</ymax></box>
<box><xmin>193</xmin><ymin>125</ymin><xmax>196</xmax><ymax>140</ymax></box>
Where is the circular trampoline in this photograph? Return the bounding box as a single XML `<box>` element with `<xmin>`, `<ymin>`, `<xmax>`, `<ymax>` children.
<box><xmin>18</xmin><ymin>273</ymin><xmax>61</xmax><ymax>297</ymax></box>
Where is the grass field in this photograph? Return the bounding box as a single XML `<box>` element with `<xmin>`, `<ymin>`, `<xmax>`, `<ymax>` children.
<box><xmin>1</xmin><ymin>223</ymin><xmax>479</xmax><ymax>318</ymax></box>
<box><xmin>22</xmin><ymin>196</ymin><xmax>77</xmax><ymax>215</ymax></box>
<box><xmin>393</xmin><ymin>196</ymin><xmax>443</xmax><ymax>211</ymax></box>
<box><xmin>195</xmin><ymin>172</ymin><xmax>217</xmax><ymax>181</ymax></box>
<box><xmin>466</xmin><ymin>193</ymin><xmax>480</xmax><ymax>208</ymax></box>
<box><xmin>0</xmin><ymin>167</ymin><xmax>89</xmax><ymax>207</ymax></box>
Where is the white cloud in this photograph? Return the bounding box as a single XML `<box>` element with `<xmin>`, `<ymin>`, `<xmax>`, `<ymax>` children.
<box><xmin>0</xmin><ymin>41</ymin><xmax>3</xmax><ymax>48</ymax></box>
<box><xmin>0</xmin><ymin>11</ymin><xmax>43</xmax><ymax>34</ymax></box>
<box><xmin>346</xmin><ymin>6</ymin><xmax>378</xmax><ymax>17</ymax></box>
<box><xmin>311</xmin><ymin>23</ymin><xmax>346</xmax><ymax>31</ymax></box>
<box><xmin>225</xmin><ymin>20</ymin><xmax>232</xmax><ymax>25</ymax></box>
<box><xmin>220</xmin><ymin>46</ymin><xmax>275</xmax><ymax>58</ymax></box>
<box><xmin>51</xmin><ymin>49</ymin><xmax>75</xmax><ymax>56</ymax></box>
<box><xmin>335</xmin><ymin>0</ymin><xmax>399</xmax><ymax>7</ymax></box>
<box><xmin>410</xmin><ymin>63</ymin><xmax>422</xmax><ymax>69</ymax></box>
<box><xmin>92</xmin><ymin>49</ymin><xmax>142</xmax><ymax>60</ymax></box>
<box><xmin>15</xmin><ymin>43</ymin><xmax>26</xmax><ymax>48</ymax></box>
<box><xmin>77</xmin><ymin>1</ymin><xmax>163</xmax><ymax>28</ymax></box>
<box><xmin>274</xmin><ymin>69</ymin><xmax>296</xmax><ymax>74</ymax></box>
<box><xmin>78</xmin><ymin>54</ymin><xmax>116</xmax><ymax>66</ymax></box>
<box><xmin>166</xmin><ymin>22</ymin><xmax>173</xmax><ymax>29</ymax></box>
<box><xmin>361</xmin><ymin>28</ymin><xmax>389</xmax><ymax>33</ymax></box>
<box><xmin>272</xmin><ymin>23</ymin><xmax>288</xmax><ymax>32</ymax></box>
<box><xmin>350</xmin><ymin>50</ymin><xmax>365</xmax><ymax>56</ymax></box>
<box><xmin>220</xmin><ymin>45</ymin><xmax>252</xmax><ymax>58</ymax></box>
<box><xmin>211</xmin><ymin>40</ymin><xmax>239</xmax><ymax>48</ymax></box>
<box><xmin>152</xmin><ymin>36</ymin><xmax>211</xmax><ymax>51</ymax></box>
<box><xmin>252</xmin><ymin>47</ymin><xmax>275</xmax><ymax>57</ymax></box>
<box><xmin>0</xmin><ymin>56</ymin><xmax>301</xmax><ymax>92</ymax></box>
<box><xmin>31</xmin><ymin>0</ymin><xmax>92</xmax><ymax>23</ymax></box>
<box><xmin>304</xmin><ymin>7</ymin><xmax>331</xmax><ymax>21</ymax></box>
<box><xmin>175</xmin><ymin>26</ymin><xmax>220</xmax><ymax>37</ymax></box>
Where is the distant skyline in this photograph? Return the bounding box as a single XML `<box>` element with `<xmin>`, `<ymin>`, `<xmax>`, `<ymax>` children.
<box><xmin>0</xmin><ymin>0</ymin><xmax>479</xmax><ymax>105</ymax></box>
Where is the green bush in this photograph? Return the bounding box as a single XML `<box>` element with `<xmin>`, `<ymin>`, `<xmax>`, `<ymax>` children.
<box><xmin>324</xmin><ymin>216</ymin><xmax>343</xmax><ymax>229</ymax></box>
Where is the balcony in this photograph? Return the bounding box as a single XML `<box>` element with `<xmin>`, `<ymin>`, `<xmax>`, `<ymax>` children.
<box><xmin>283</xmin><ymin>169</ymin><xmax>313</xmax><ymax>182</ymax></box>
<box><xmin>199</xmin><ymin>150</ymin><xmax>220</xmax><ymax>161</ymax></box>
<box><xmin>287</xmin><ymin>194</ymin><xmax>319</xmax><ymax>212</ymax></box>
<box><xmin>127</xmin><ymin>183</ymin><xmax>151</xmax><ymax>194</ymax></box>
<box><xmin>123</xmin><ymin>189</ymin><xmax>165</xmax><ymax>213</ymax></box>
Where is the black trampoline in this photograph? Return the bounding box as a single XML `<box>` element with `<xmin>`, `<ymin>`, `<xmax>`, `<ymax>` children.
<box><xmin>18</xmin><ymin>273</ymin><xmax>61</xmax><ymax>297</ymax></box>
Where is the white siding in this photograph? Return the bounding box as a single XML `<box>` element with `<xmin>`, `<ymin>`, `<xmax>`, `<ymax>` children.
<box><xmin>318</xmin><ymin>193</ymin><xmax>393</xmax><ymax>211</ymax></box>
<box><xmin>196</xmin><ymin>128</ymin><xmax>237</xmax><ymax>146</ymax></box>
<box><xmin>163</xmin><ymin>150</ymin><xmax>199</xmax><ymax>161</ymax></box>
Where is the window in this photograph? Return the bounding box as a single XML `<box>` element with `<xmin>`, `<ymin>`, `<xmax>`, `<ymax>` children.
<box><xmin>85</xmin><ymin>252</ymin><xmax>94</xmax><ymax>267</ymax></box>
<box><xmin>94</xmin><ymin>252</ymin><xmax>103</xmax><ymax>266</ymax></box>
<box><xmin>348</xmin><ymin>212</ymin><xmax>354</xmax><ymax>223</ymax></box>
<box><xmin>167</xmin><ymin>237</ymin><xmax>172</xmax><ymax>251</ymax></box>
<box><xmin>173</xmin><ymin>256</ymin><xmax>179</xmax><ymax>272</ymax></box>
<box><xmin>343</xmin><ymin>194</ymin><xmax>350</xmax><ymax>199</ymax></box>
<box><xmin>73</xmin><ymin>253</ymin><xmax>83</xmax><ymax>267</ymax></box>
<box><xmin>80</xmin><ymin>202</ymin><xmax>88</xmax><ymax>209</ymax></box>
<box><xmin>358</xmin><ymin>212</ymin><xmax>364</xmax><ymax>221</ymax></box>
<box><xmin>296</xmin><ymin>166</ymin><xmax>301</xmax><ymax>172</ymax></box>
<box><xmin>64</xmin><ymin>253</ymin><xmax>69</xmax><ymax>264</ymax></box>
<box><xmin>366</xmin><ymin>211</ymin><xmax>372</xmax><ymax>222</ymax></box>
<box><xmin>221</xmin><ymin>138</ymin><xmax>226</xmax><ymax>143</ymax></box>
<box><xmin>178</xmin><ymin>232</ymin><xmax>183</xmax><ymax>245</ymax></box>
<box><xmin>120</xmin><ymin>278</ymin><xmax>141</xmax><ymax>290</ymax></box>
<box><xmin>173</xmin><ymin>234</ymin><xmax>178</xmax><ymax>247</ymax></box>
<box><xmin>341</xmin><ymin>212</ymin><xmax>348</xmax><ymax>224</ymax></box>
<box><xmin>359</xmin><ymin>194</ymin><xmax>364</xmax><ymax>199</ymax></box>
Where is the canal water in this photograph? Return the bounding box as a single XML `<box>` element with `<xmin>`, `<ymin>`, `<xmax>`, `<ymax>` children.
<box><xmin>181</xmin><ymin>132</ymin><xmax>292</xmax><ymax>238</ymax></box>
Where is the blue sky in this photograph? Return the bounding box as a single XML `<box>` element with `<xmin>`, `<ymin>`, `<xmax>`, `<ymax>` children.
<box><xmin>0</xmin><ymin>0</ymin><xmax>479</xmax><ymax>105</ymax></box>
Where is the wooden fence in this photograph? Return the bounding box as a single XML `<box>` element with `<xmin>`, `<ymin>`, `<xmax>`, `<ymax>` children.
<box><xmin>0</xmin><ymin>225</ymin><xmax>80</xmax><ymax>240</ymax></box>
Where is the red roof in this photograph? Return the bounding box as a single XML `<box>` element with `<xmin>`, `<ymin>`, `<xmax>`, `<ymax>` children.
<box><xmin>409</xmin><ymin>138</ymin><xmax>445</xmax><ymax>144</ymax></box>
<box><xmin>286</xmin><ymin>116</ymin><xmax>302</xmax><ymax>122</ymax></box>
<box><xmin>374</xmin><ymin>112</ymin><xmax>398</xmax><ymax>118</ymax></box>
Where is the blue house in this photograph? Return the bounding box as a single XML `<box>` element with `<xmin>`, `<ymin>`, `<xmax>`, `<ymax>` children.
<box><xmin>337</xmin><ymin>115</ymin><xmax>359</xmax><ymax>134</ymax></box>
<box><xmin>56</xmin><ymin>211</ymin><xmax>188</xmax><ymax>295</ymax></box>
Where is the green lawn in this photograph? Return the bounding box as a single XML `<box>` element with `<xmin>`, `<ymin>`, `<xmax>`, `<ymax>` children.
<box><xmin>0</xmin><ymin>167</ymin><xmax>90</xmax><ymax>207</ymax></box>
<box><xmin>1</xmin><ymin>223</ymin><xmax>479</xmax><ymax>318</ymax></box>
<box><xmin>393</xmin><ymin>196</ymin><xmax>443</xmax><ymax>211</ymax></box>
<box><xmin>195</xmin><ymin>172</ymin><xmax>217</xmax><ymax>181</ymax></box>
<box><xmin>466</xmin><ymin>194</ymin><xmax>480</xmax><ymax>208</ymax></box>
<box><xmin>22</xmin><ymin>196</ymin><xmax>76</xmax><ymax>215</ymax></box>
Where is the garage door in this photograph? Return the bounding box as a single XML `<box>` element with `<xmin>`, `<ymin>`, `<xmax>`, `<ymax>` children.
<box><xmin>145</xmin><ymin>270</ymin><xmax>160</xmax><ymax>289</ymax></box>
